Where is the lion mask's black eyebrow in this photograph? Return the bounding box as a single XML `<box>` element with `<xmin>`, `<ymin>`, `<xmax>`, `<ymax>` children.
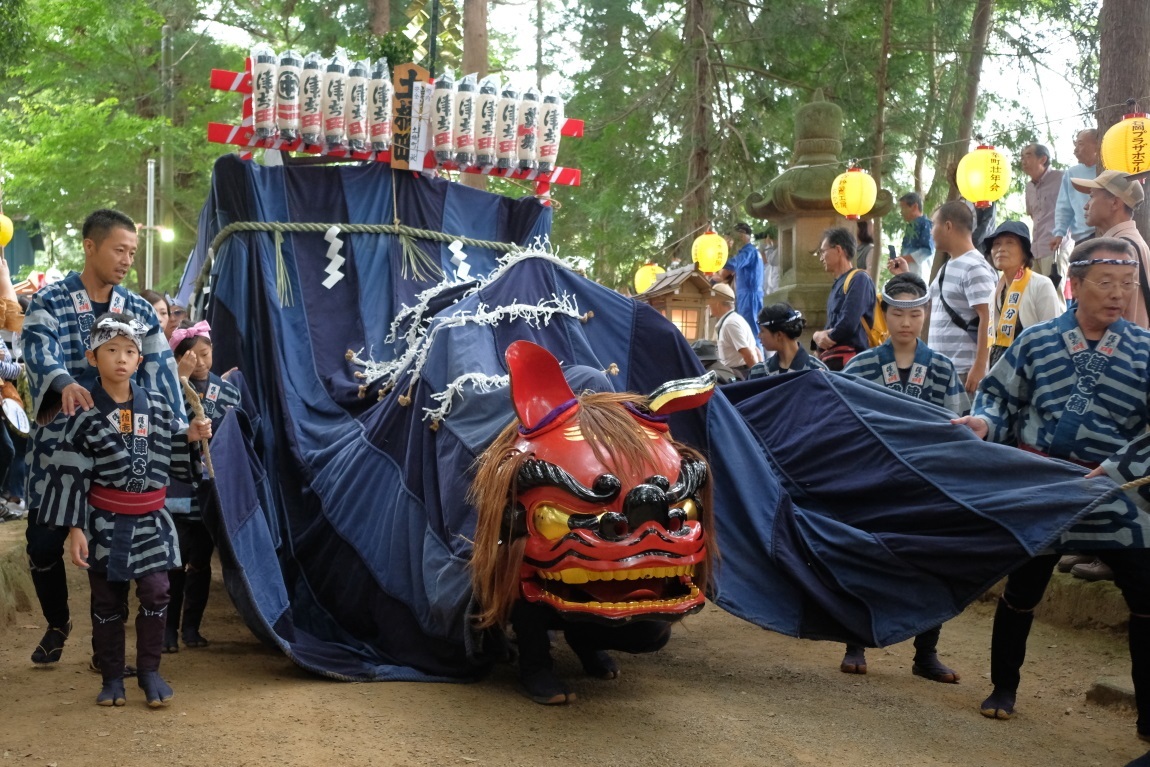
<box><xmin>668</xmin><ymin>456</ymin><xmax>708</xmax><ymax>502</ymax></box>
<box><xmin>515</xmin><ymin>458</ymin><xmax>622</xmax><ymax>505</ymax></box>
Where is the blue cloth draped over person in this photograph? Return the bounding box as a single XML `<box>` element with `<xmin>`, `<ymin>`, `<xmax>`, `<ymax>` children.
<box><xmin>181</xmin><ymin>154</ymin><xmax>1150</xmax><ymax>689</ymax></box>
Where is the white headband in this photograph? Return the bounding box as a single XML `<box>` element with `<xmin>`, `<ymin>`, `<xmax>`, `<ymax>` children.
<box><xmin>1068</xmin><ymin>258</ymin><xmax>1139</xmax><ymax>271</ymax></box>
<box><xmin>759</xmin><ymin>309</ymin><xmax>803</xmax><ymax>329</ymax></box>
<box><xmin>90</xmin><ymin>316</ymin><xmax>149</xmax><ymax>352</ymax></box>
<box><xmin>881</xmin><ymin>286</ymin><xmax>930</xmax><ymax>308</ymax></box>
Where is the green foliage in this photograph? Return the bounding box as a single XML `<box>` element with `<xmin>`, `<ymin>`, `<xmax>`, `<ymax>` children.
<box><xmin>0</xmin><ymin>0</ymin><xmax>31</xmax><ymax>76</ymax></box>
<box><xmin>0</xmin><ymin>0</ymin><xmax>1103</xmax><ymax>293</ymax></box>
<box><xmin>0</xmin><ymin>0</ymin><xmax>241</xmax><ymax>284</ymax></box>
<box><xmin>551</xmin><ymin>0</ymin><xmax>1101</xmax><ymax>287</ymax></box>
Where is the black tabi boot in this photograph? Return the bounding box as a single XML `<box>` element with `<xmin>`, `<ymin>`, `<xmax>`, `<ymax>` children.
<box><xmin>981</xmin><ymin>597</ymin><xmax>1034</xmax><ymax>719</ymax></box>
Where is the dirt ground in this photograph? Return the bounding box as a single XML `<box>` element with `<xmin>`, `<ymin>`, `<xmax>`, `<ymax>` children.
<box><xmin>0</xmin><ymin>524</ymin><xmax>1147</xmax><ymax>767</ymax></box>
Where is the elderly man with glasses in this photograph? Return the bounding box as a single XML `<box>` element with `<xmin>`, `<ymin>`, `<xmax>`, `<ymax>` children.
<box><xmin>1074</xmin><ymin>170</ymin><xmax>1150</xmax><ymax>328</ymax></box>
<box><xmin>952</xmin><ymin>238</ymin><xmax>1150</xmax><ymax>744</ymax></box>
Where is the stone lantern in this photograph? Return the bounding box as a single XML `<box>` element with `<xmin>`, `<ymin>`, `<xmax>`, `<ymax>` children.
<box><xmin>744</xmin><ymin>91</ymin><xmax>893</xmax><ymax>329</ymax></box>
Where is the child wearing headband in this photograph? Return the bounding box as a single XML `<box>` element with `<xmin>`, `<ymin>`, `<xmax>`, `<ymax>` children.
<box><xmin>837</xmin><ymin>273</ymin><xmax>964</xmax><ymax>684</ymax></box>
<box><xmin>748</xmin><ymin>302</ymin><xmax>828</xmax><ymax>378</ymax></box>
<box><xmin>55</xmin><ymin>312</ymin><xmax>211</xmax><ymax>708</ymax></box>
<box><xmin>164</xmin><ymin>319</ymin><xmax>242</xmax><ymax>653</ymax></box>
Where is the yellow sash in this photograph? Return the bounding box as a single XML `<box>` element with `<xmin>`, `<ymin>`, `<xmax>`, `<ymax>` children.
<box><xmin>994</xmin><ymin>268</ymin><xmax>1032</xmax><ymax>348</ymax></box>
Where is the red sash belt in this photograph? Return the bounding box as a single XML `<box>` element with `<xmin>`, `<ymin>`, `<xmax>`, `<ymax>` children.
<box><xmin>1018</xmin><ymin>443</ymin><xmax>1101</xmax><ymax>470</ymax></box>
<box><xmin>89</xmin><ymin>485</ymin><xmax>167</xmax><ymax>515</ymax></box>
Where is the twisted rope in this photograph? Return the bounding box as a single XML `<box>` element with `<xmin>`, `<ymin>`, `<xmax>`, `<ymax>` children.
<box><xmin>192</xmin><ymin>221</ymin><xmax>524</xmax><ymax>308</ymax></box>
<box><xmin>1076</xmin><ymin>473</ymin><xmax>1150</xmax><ymax>519</ymax></box>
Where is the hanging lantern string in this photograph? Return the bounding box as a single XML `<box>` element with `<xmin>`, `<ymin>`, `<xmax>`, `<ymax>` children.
<box><xmin>644</xmin><ymin>220</ymin><xmax>713</xmax><ymax>265</ymax></box>
<box><xmin>778</xmin><ymin>95</ymin><xmax>1150</xmax><ymax>175</ymax></box>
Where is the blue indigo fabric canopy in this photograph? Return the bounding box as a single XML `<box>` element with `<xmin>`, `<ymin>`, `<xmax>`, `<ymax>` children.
<box><xmin>185</xmin><ymin>155</ymin><xmax>1148</xmax><ymax>682</ymax></box>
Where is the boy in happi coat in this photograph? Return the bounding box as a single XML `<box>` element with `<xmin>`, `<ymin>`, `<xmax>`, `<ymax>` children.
<box><xmin>51</xmin><ymin>313</ymin><xmax>211</xmax><ymax>707</ymax></box>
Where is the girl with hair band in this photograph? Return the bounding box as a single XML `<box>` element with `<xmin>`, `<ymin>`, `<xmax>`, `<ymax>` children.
<box><xmin>836</xmin><ymin>273</ymin><xmax>964</xmax><ymax>683</ymax></box>
<box><xmin>980</xmin><ymin>221</ymin><xmax>1065</xmax><ymax>368</ymax></box>
<box><xmin>163</xmin><ymin>319</ymin><xmax>242</xmax><ymax>653</ymax></box>
<box><xmin>747</xmin><ymin>303</ymin><xmax>828</xmax><ymax>378</ymax></box>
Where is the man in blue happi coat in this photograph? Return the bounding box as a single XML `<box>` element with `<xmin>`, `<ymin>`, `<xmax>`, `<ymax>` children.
<box><xmin>23</xmin><ymin>209</ymin><xmax>185</xmax><ymax>667</ymax></box>
<box><xmin>954</xmin><ymin>237</ymin><xmax>1150</xmax><ymax>743</ymax></box>
<box><xmin>719</xmin><ymin>221</ymin><xmax>764</xmax><ymax>350</ymax></box>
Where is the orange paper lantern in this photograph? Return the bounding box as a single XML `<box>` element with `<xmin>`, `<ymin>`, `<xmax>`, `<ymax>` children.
<box><xmin>1102</xmin><ymin>107</ymin><xmax>1149</xmax><ymax>175</ymax></box>
<box><xmin>830</xmin><ymin>166</ymin><xmax>877</xmax><ymax>220</ymax></box>
<box><xmin>633</xmin><ymin>261</ymin><xmax>665</xmax><ymax>294</ymax></box>
<box><xmin>956</xmin><ymin>145</ymin><xmax>1011</xmax><ymax>208</ymax></box>
<box><xmin>691</xmin><ymin>229</ymin><xmax>728</xmax><ymax>273</ymax></box>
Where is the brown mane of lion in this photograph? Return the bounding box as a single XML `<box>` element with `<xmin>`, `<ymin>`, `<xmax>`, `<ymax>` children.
<box><xmin>469</xmin><ymin>391</ymin><xmax>715</xmax><ymax>629</ymax></box>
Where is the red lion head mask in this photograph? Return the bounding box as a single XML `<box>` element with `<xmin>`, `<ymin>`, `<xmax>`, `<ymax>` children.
<box><xmin>470</xmin><ymin>341</ymin><xmax>716</xmax><ymax>627</ymax></box>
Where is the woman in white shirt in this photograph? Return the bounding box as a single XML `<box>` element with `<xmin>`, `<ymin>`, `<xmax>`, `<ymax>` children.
<box><xmin>981</xmin><ymin>221</ymin><xmax>1066</xmax><ymax>367</ymax></box>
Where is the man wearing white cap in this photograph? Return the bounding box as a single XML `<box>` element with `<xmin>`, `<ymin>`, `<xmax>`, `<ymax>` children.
<box><xmin>1074</xmin><ymin>170</ymin><xmax>1150</xmax><ymax>327</ymax></box>
<box><xmin>707</xmin><ymin>282</ymin><xmax>760</xmax><ymax>379</ymax></box>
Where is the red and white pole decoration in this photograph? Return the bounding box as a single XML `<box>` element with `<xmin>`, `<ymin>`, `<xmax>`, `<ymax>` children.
<box><xmin>206</xmin><ymin>55</ymin><xmax>584</xmax><ymax>199</ymax></box>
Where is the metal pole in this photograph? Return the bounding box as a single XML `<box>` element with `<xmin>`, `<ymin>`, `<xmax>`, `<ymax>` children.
<box><xmin>428</xmin><ymin>0</ymin><xmax>440</xmax><ymax>79</ymax></box>
<box><xmin>159</xmin><ymin>24</ymin><xmax>174</xmax><ymax>281</ymax></box>
<box><xmin>146</xmin><ymin>158</ymin><xmax>156</xmax><ymax>290</ymax></box>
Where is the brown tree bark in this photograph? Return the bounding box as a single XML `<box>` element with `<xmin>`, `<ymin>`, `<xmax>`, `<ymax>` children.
<box><xmin>869</xmin><ymin>0</ymin><xmax>895</xmax><ymax>283</ymax></box>
<box><xmin>680</xmin><ymin>0</ymin><xmax>714</xmax><ymax>260</ymax></box>
<box><xmin>371</xmin><ymin>0</ymin><xmax>390</xmax><ymax>35</ymax></box>
<box><xmin>948</xmin><ymin>0</ymin><xmax>995</xmax><ymax>200</ymax></box>
<box><xmin>460</xmin><ymin>0</ymin><xmax>489</xmax><ymax>190</ymax></box>
<box><xmin>912</xmin><ymin>0</ymin><xmax>939</xmax><ymax>195</ymax></box>
<box><xmin>1097</xmin><ymin>0</ymin><xmax>1150</xmax><ymax>238</ymax></box>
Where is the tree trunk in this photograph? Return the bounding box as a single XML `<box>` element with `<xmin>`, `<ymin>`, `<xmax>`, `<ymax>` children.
<box><xmin>371</xmin><ymin>0</ymin><xmax>390</xmax><ymax>35</ymax></box>
<box><xmin>460</xmin><ymin>0</ymin><xmax>489</xmax><ymax>190</ymax></box>
<box><xmin>913</xmin><ymin>0</ymin><xmax>939</xmax><ymax>195</ymax></box>
<box><xmin>536</xmin><ymin>0</ymin><xmax>544</xmax><ymax>91</ymax></box>
<box><xmin>681</xmin><ymin>0</ymin><xmax>713</xmax><ymax>260</ymax></box>
<box><xmin>948</xmin><ymin>0</ymin><xmax>995</xmax><ymax>200</ymax></box>
<box><xmin>1097</xmin><ymin>0</ymin><xmax>1150</xmax><ymax>238</ymax></box>
<box><xmin>869</xmin><ymin>0</ymin><xmax>894</xmax><ymax>283</ymax></box>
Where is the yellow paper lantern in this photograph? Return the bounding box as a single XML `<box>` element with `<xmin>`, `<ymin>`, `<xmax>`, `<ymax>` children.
<box><xmin>0</xmin><ymin>214</ymin><xmax>11</xmax><ymax>248</ymax></box>
<box><xmin>830</xmin><ymin>166</ymin><xmax>877</xmax><ymax>220</ymax></box>
<box><xmin>691</xmin><ymin>229</ymin><xmax>728</xmax><ymax>273</ymax></box>
<box><xmin>634</xmin><ymin>261</ymin><xmax>665</xmax><ymax>294</ymax></box>
<box><xmin>1101</xmin><ymin>105</ymin><xmax>1149</xmax><ymax>175</ymax></box>
<box><xmin>956</xmin><ymin>145</ymin><xmax>1012</xmax><ymax>208</ymax></box>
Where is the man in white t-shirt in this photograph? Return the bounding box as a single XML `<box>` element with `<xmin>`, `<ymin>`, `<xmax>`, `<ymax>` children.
<box><xmin>891</xmin><ymin>200</ymin><xmax>996</xmax><ymax>396</ymax></box>
<box><xmin>708</xmin><ymin>282</ymin><xmax>760</xmax><ymax>378</ymax></box>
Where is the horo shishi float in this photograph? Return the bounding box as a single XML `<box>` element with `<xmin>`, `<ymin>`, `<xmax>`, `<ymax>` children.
<box><xmin>184</xmin><ymin>52</ymin><xmax>1150</xmax><ymax>706</ymax></box>
<box><xmin>470</xmin><ymin>341</ymin><xmax>715</xmax><ymax>703</ymax></box>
